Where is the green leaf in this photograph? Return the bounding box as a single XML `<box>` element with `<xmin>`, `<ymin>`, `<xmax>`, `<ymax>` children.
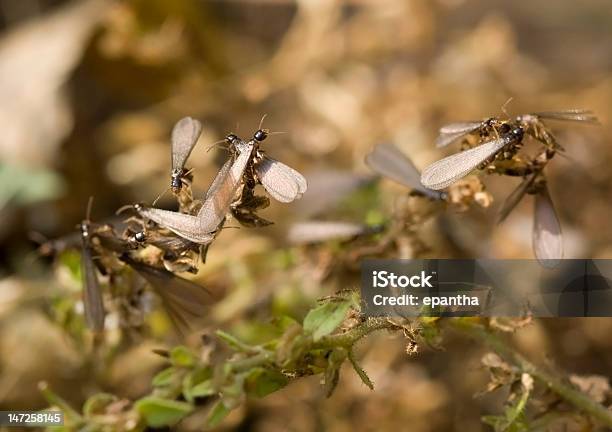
<box><xmin>135</xmin><ymin>397</ymin><xmax>193</xmax><ymax>428</ymax></box>
<box><xmin>245</xmin><ymin>368</ymin><xmax>288</xmax><ymax>398</ymax></box>
<box><xmin>206</xmin><ymin>401</ymin><xmax>232</xmax><ymax>428</ymax></box>
<box><xmin>182</xmin><ymin>367</ymin><xmax>213</xmax><ymax>402</ymax></box>
<box><xmin>303</xmin><ymin>300</ymin><xmax>351</xmax><ymax>341</ymax></box>
<box><xmin>152</xmin><ymin>367</ymin><xmax>178</xmax><ymax>388</ymax></box>
<box><xmin>170</xmin><ymin>346</ymin><xmax>195</xmax><ymax>367</ymax></box>
<box><xmin>189</xmin><ymin>379</ymin><xmax>215</xmax><ymax>398</ymax></box>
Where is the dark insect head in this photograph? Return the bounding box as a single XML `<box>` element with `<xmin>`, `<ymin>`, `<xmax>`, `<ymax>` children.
<box><xmin>253</xmin><ymin>129</ymin><xmax>269</xmax><ymax>142</ymax></box>
<box><xmin>134</xmin><ymin>231</ymin><xmax>146</xmax><ymax>243</ymax></box>
<box><xmin>170</xmin><ymin>169</ymin><xmax>183</xmax><ymax>192</ymax></box>
<box><xmin>509</xmin><ymin>126</ymin><xmax>524</xmax><ymax>141</ymax></box>
<box><xmin>224</xmin><ymin>133</ymin><xmax>240</xmax><ymax>147</ymax></box>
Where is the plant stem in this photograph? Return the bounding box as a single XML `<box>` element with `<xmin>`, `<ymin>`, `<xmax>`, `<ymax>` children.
<box><xmin>315</xmin><ymin>318</ymin><xmax>398</xmax><ymax>350</ymax></box>
<box><xmin>449</xmin><ymin>319</ymin><xmax>612</xmax><ymax>428</ymax></box>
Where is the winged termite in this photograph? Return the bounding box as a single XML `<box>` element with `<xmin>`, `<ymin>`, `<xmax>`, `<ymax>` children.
<box><xmin>287</xmin><ymin>221</ymin><xmax>383</xmax><ymax>244</ymax></box>
<box><xmin>421</xmin><ymin>126</ymin><xmax>525</xmax><ymax>190</ymax></box>
<box><xmin>170</xmin><ymin>116</ymin><xmax>203</xmax><ymax>193</ymax></box>
<box><xmin>533</xmin><ymin>184</ymin><xmax>563</xmax><ymax>268</ymax></box>
<box><xmin>80</xmin><ymin>200</ymin><xmax>105</xmax><ymax>332</ymax></box>
<box><xmin>365</xmin><ymin>143</ymin><xmax>446</xmax><ymax>200</ymax></box>
<box><xmin>121</xmin><ymin>255</ymin><xmax>217</xmax><ymax>334</ymax></box>
<box><xmin>227</xmin><ymin>128</ymin><xmax>307</xmax><ymax>203</ymax></box>
<box><xmin>134</xmin><ymin>136</ymin><xmax>255</xmax><ymax>244</ymax></box>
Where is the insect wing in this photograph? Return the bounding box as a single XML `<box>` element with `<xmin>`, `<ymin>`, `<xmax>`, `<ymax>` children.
<box><xmin>421</xmin><ymin>136</ymin><xmax>509</xmax><ymax>190</ymax></box>
<box><xmin>197</xmin><ymin>141</ymin><xmax>254</xmax><ymax>231</ymax></box>
<box><xmin>436</xmin><ymin>122</ymin><xmax>481</xmax><ymax>148</ymax></box>
<box><xmin>533</xmin><ymin>110</ymin><xmax>598</xmax><ymax>124</ymax></box>
<box><xmin>255</xmin><ymin>155</ymin><xmax>307</xmax><ymax>203</ymax></box>
<box><xmin>137</xmin><ymin>207</ymin><xmax>214</xmax><ymax>244</ymax></box>
<box><xmin>365</xmin><ymin>143</ymin><xmax>444</xmax><ymax>200</ymax></box>
<box><xmin>171</xmin><ymin>117</ymin><xmax>203</xmax><ymax>170</ymax></box>
<box><xmin>81</xmin><ymin>232</ymin><xmax>105</xmax><ymax>331</ymax></box>
<box><xmin>125</xmin><ymin>257</ymin><xmax>216</xmax><ymax>334</ymax></box>
<box><xmin>287</xmin><ymin>221</ymin><xmax>368</xmax><ymax>244</ymax></box>
<box><xmin>533</xmin><ymin>185</ymin><xmax>563</xmax><ymax>267</ymax></box>
<box><xmin>497</xmin><ymin>173</ymin><xmax>537</xmax><ymax>224</ymax></box>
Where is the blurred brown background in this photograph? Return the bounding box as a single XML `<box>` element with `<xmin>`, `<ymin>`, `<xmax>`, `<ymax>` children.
<box><xmin>0</xmin><ymin>0</ymin><xmax>611</xmax><ymax>431</ymax></box>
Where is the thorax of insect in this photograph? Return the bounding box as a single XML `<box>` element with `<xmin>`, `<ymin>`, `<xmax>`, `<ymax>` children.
<box><xmin>517</xmin><ymin>114</ymin><xmax>561</xmax><ymax>151</ymax></box>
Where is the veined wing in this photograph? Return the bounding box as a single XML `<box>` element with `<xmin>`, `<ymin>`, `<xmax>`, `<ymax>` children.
<box><xmin>421</xmin><ymin>135</ymin><xmax>511</xmax><ymax>190</ymax></box>
<box><xmin>255</xmin><ymin>155</ymin><xmax>307</xmax><ymax>203</ymax></box>
<box><xmin>287</xmin><ymin>221</ymin><xmax>370</xmax><ymax>244</ymax></box>
<box><xmin>80</xmin><ymin>231</ymin><xmax>105</xmax><ymax>332</ymax></box>
<box><xmin>533</xmin><ymin>185</ymin><xmax>563</xmax><ymax>267</ymax></box>
<box><xmin>436</xmin><ymin>121</ymin><xmax>482</xmax><ymax>148</ymax></box>
<box><xmin>124</xmin><ymin>256</ymin><xmax>216</xmax><ymax>335</ymax></box>
<box><xmin>197</xmin><ymin>141</ymin><xmax>254</xmax><ymax>231</ymax></box>
<box><xmin>137</xmin><ymin>207</ymin><xmax>214</xmax><ymax>244</ymax></box>
<box><xmin>497</xmin><ymin>173</ymin><xmax>537</xmax><ymax>223</ymax></box>
<box><xmin>365</xmin><ymin>143</ymin><xmax>444</xmax><ymax>200</ymax></box>
<box><xmin>171</xmin><ymin>117</ymin><xmax>203</xmax><ymax>170</ymax></box>
<box><xmin>533</xmin><ymin>110</ymin><xmax>598</xmax><ymax>123</ymax></box>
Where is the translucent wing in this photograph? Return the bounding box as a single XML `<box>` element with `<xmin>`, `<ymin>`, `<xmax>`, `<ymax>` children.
<box><xmin>171</xmin><ymin>117</ymin><xmax>203</xmax><ymax>170</ymax></box>
<box><xmin>436</xmin><ymin>122</ymin><xmax>482</xmax><ymax>148</ymax></box>
<box><xmin>497</xmin><ymin>173</ymin><xmax>537</xmax><ymax>224</ymax></box>
<box><xmin>197</xmin><ymin>141</ymin><xmax>254</xmax><ymax>231</ymax></box>
<box><xmin>295</xmin><ymin>170</ymin><xmax>375</xmax><ymax>218</ymax></box>
<box><xmin>421</xmin><ymin>135</ymin><xmax>510</xmax><ymax>190</ymax></box>
<box><xmin>287</xmin><ymin>221</ymin><xmax>370</xmax><ymax>244</ymax></box>
<box><xmin>365</xmin><ymin>143</ymin><xmax>444</xmax><ymax>200</ymax></box>
<box><xmin>533</xmin><ymin>109</ymin><xmax>598</xmax><ymax>123</ymax></box>
<box><xmin>255</xmin><ymin>155</ymin><xmax>307</xmax><ymax>203</ymax></box>
<box><xmin>137</xmin><ymin>207</ymin><xmax>214</xmax><ymax>244</ymax></box>
<box><xmin>124</xmin><ymin>256</ymin><xmax>217</xmax><ymax>334</ymax></box>
<box><xmin>146</xmin><ymin>232</ymin><xmax>196</xmax><ymax>255</ymax></box>
<box><xmin>533</xmin><ymin>185</ymin><xmax>563</xmax><ymax>267</ymax></box>
<box><xmin>80</xmin><ymin>230</ymin><xmax>105</xmax><ymax>332</ymax></box>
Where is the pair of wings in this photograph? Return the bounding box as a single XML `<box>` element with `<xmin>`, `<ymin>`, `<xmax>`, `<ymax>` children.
<box><xmin>122</xmin><ymin>255</ymin><xmax>217</xmax><ymax>335</ymax></box>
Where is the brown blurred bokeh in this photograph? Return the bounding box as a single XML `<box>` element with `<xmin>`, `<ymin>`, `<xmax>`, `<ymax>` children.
<box><xmin>0</xmin><ymin>0</ymin><xmax>611</xmax><ymax>430</ymax></box>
